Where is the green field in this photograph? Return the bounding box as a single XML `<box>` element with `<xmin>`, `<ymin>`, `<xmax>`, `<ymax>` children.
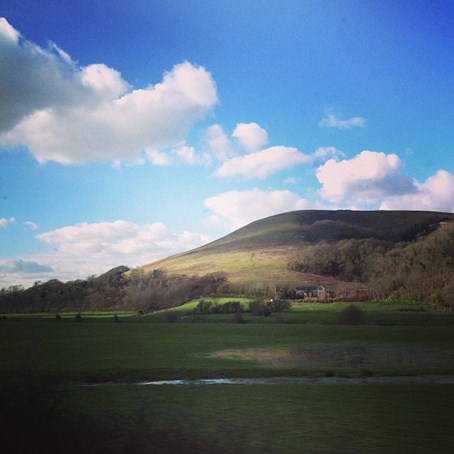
<box><xmin>1</xmin><ymin>302</ymin><xmax>454</xmax><ymax>453</ymax></box>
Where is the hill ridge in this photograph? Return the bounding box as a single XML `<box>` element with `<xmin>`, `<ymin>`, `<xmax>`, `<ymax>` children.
<box><xmin>175</xmin><ymin>209</ymin><xmax>454</xmax><ymax>254</ymax></box>
<box><xmin>139</xmin><ymin>210</ymin><xmax>454</xmax><ymax>292</ymax></box>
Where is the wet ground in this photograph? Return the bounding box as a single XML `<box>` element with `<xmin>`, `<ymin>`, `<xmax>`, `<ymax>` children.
<box><xmin>208</xmin><ymin>345</ymin><xmax>454</xmax><ymax>370</ymax></box>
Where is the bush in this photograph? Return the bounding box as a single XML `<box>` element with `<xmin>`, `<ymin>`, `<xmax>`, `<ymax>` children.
<box><xmin>233</xmin><ymin>307</ymin><xmax>245</xmax><ymax>324</ymax></box>
<box><xmin>194</xmin><ymin>300</ymin><xmax>213</xmax><ymax>315</ymax></box>
<box><xmin>248</xmin><ymin>300</ymin><xmax>272</xmax><ymax>317</ymax></box>
<box><xmin>269</xmin><ymin>299</ymin><xmax>291</xmax><ymax>313</ymax></box>
<box><xmin>338</xmin><ymin>304</ymin><xmax>366</xmax><ymax>325</ymax></box>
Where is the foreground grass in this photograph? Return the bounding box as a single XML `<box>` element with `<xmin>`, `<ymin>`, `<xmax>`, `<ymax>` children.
<box><xmin>2</xmin><ymin>305</ymin><xmax>454</xmax><ymax>453</ymax></box>
<box><xmin>72</xmin><ymin>383</ymin><xmax>454</xmax><ymax>454</ymax></box>
<box><xmin>2</xmin><ymin>374</ymin><xmax>452</xmax><ymax>453</ymax></box>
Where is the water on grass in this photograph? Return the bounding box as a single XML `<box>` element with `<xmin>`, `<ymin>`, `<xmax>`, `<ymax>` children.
<box><xmin>82</xmin><ymin>375</ymin><xmax>454</xmax><ymax>386</ymax></box>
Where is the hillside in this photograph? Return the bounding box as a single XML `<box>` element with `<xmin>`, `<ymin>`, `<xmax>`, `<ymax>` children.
<box><xmin>2</xmin><ymin>210</ymin><xmax>453</xmax><ymax>312</ymax></box>
<box><xmin>140</xmin><ymin>210</ymin><xmax>454</xmax><ymax>292</ymax></box>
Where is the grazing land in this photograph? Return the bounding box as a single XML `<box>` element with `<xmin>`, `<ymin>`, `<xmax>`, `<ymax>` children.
<box><xmin>1</xmin><ymin>301</ymin><xmax>454</xmax><ymax>453</ymax></box>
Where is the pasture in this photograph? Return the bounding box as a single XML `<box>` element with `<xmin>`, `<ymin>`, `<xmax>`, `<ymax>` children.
<box><xmin>1</xmin><ymin>301</ymin><xmax>454</xmax><ymax>452</ymax></box>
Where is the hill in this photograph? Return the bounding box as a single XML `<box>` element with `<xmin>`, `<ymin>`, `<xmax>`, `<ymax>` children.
<box><xmin>139</xmin><ymin>210</ymin><xmax>454</xmax><ymax>297</ymax></box>
<box><xmin>2</xmin><ymin>210</ymin><xmax>453</xmax><ymax>312</ymax></box>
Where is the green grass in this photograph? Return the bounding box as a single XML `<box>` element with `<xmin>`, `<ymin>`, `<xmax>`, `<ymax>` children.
<box><xmin>147</xmin><ymin>298</ymin><xmax>454</xmax><ymax>326</ymax></box>
<box><xmin>71</xmin><ymin>383</ymin><xmax>454</xmax><ymax>454</ymax></box>
<box><xmin>2</xmin><ymin>302</ymin><xmax>454</xmax><ymax>453</ymax></box>
<box><xmin>0</xmin><ymin>310</ymin><xmax>136</xmax><ymax>319</ymax></box>
<box><xmin>3</xmin><ymin>374</ymin><xmax>452</xmax><ymax>453</ymax></box>
<box><xmin>1</xmin><ymin>316</ymin><xmax>453</xmax><ymax>381</ymax></box>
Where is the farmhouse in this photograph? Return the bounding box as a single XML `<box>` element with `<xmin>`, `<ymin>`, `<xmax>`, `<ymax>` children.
<box><xmin>295</xmin><ymin>285</ymin><xmax>326</xmax><ymax>301</ymax></box>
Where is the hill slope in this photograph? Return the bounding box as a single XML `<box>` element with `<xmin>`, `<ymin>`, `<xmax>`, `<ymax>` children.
<box><xmin>140</xmin><ymin>210</ymin><xmax>454</xmax><ymax>292</ymax></box>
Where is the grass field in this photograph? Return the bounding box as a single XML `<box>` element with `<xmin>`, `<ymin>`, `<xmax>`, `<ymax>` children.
<box><xmin>1</xmin><ymin>301</ymin><xmax>454</xmax><ymax>453</ymax></box>
<box><xmin>0</xmin><ymin>310</ymin><xmax>136</xmax><ymax>319</ymax></box>
<box><xmin>71</xmin><ymin>383</ymin><xmax>454</xmax><ymax>453</ymax></box>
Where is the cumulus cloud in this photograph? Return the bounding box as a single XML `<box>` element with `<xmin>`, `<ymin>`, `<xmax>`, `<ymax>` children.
<box><xmin>202</xmin><ymin>124</ymin><xmax>235</xmax><ymax>162</ymax></box>
<box><xmin>0</xmin><ymin>18</ymin><xmax>217</xmax><ymax>164</ymax></box>
<box><xmin>36</xmin><ymin>220</ymin><xmax>210</xmax><ymax>258</ymax></box>
<box><xmin>232</xmin><ymin>122</ymin><xmax>268</xmax><ymax>152</ymax></box>
<box><xmin>215</xmin><ymin>146</ymin><xmax>311</xmax><ymax>180</ymax></box>
<box><xmin>0</xmin><ymin>259</ymin><xmax>53</xmax><ymax>274</ymax></box>
<box><xmin>147</xmin><ymin>145</ymin><xmax>209</xmax><ymax>166</ymax></box>
<box><xmin>313</xmin><ymin>146</ymin><xmax>345</xmax><ymax>160</ymax></box>
<box><xmin>0</xmin><ymin>217</ymin><xmax>15</xmax><ymax>228</ymax></box>
<box><xmin>203</xmin><ymin>188</ymin><xmax>318</xmax><ymax>231</ymax></box>
<box><xmin>316</xmin><ymin>150</ymin><xmax>412</xmax><ymax>204</ymax></box>
<box><xmin>203</xmin><ymin>122</ymin><xmax>311</xmax><ymax>179</ymax></box>
<box><xmin>0</xmin><ymin>17</ymin><xmax>19</xmax><ymax>42</ymax></box>
<box><xmin>0</xmin><ymin>219</ymin><xmax>214</xmax><ymax>287</ymax></box>
<box><xmin>319</xmin><ymin>113</ymin><xmax>366</xmax><ymax>129</ymax></box>
<box><xmin>380</xmin><ymin>170</ymin><xmax>454</xmax><ymax>213</ymax></box>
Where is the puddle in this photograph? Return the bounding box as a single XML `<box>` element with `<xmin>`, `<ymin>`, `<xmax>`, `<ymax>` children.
<box><xmin>81</xmin><ymin>375</ymin><xmax>454</xmax><ymax>387</ymax></box>
<box><xmin>209</xmin><ymin>345</ymin><xmax>454</xmax><ymax>370</ymax></box>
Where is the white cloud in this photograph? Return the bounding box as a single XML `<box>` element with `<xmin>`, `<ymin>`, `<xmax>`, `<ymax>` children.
<box><xmin>232</xmin><ymin>122</ymin><xmax>268</xmax><ymax>152</ymax></box>
<box><xmin>0</xmin><ymin>18</ymin><xmax>217</xmax><ymax>164</ymax></box>
<box><xmin>203</xmin><ymin>122</ymin><xmax>309</xmax><ymax>179</ymax></box>
<box><xmin>0</xmin><ymin>257</ymin><xmax>55</xmax><ymax>288</ymax></box>
<box><xmin>147</xmin><ymin>145</ymin><xmax>211</xmax><ymax>166</ymax></box>
<box><xmin>202</xmin><ymin>124</ymin><xmax>233</xmax><ymax>162</ymax></box>
<box><xmin>0</xmin><ymin>217</ymin><xmax>15</xmax><ymax>228</ymax></box>
<box><xmin>203</xmin><ymin>188</ymin><xmax>318</xmax><ymax>231</ymax></box>
<box><xmin>380</xmin><ymin>170</ymin><xmax>454</xmax><ymax>212</ymax></box>
<box><xmin>80</xmin><ymin>63</ymin><xmax>129</xmax><ymax>99</ymax></box>
<box><xmin>215</xmin><ymin>146</ymin><xmax>311</xmax><ymax>179</ymax></box>
<box><xmin>316</xmin><ymin>150</ymin><xmax>409</xmax><ymax>204</ymax></box>
<box><xmin>26</xmin><ymin>220</ymin><xmax>211</xmax><ymax>283</ymax></box>
<box><xmin>36</xmin><ymin>220</ymin><xmax>209</xmax><ymax>257</ymax></box>
<box><xmin>313</xmin><ymin>146</ymin><xmax>345</xmax><ymax>160</ymax></box>
<box><xmin>0</xmin><ymin>17</ymin><xmax>20</xmax><ymax>42</ymax></box>
<box><xmin>24</xmin><ymin>221</ymin><xmax>39</xmax><ymax>231</ymax></box>
<box><xmin>319</xmin><ymin>113</ymin><xmax>366</xmax><ymax>129</ymax></box>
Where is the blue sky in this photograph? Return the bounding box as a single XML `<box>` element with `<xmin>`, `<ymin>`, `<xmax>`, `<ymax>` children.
<box><xmin>1</xmin><ymin>0</ymin><xmax>453</xmax><ymax>287</ymax></box>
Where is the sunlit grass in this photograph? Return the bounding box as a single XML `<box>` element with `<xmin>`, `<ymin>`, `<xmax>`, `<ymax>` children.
<box><xmin>0</xmin><ymin>310</ymin><xmax>136</xmax><ymax>319</ymax></box>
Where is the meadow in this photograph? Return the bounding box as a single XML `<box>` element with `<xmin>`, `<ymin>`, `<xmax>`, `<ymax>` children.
<box><xmin>1</xmin><ymin>300</ymin><xmax>454</xmax><ymax>453</ymax></box>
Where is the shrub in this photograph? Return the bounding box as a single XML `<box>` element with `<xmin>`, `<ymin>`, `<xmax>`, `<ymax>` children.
<box><xmin>249</xmin><ymin>300</ymin><xmax>272</xmax><ymax>317</ymax></box>
<box><xmin>338</xmin><ymin>304</ymin><xmax>366</xmax><ymax>325</ymax></box>
<box><xmin>269</xmin><ymin>299</ymin><xmax>291</xmax><ymax>313</ymax></box>
<box><xmin>233</xmin><ymin>307</ymin><xmax>245</xmax><ymax>324</ymax></box>
<box><xmin>194</xmin><ymin>300</ymin><xmax>213</xmax><ymax>315</ymax></box>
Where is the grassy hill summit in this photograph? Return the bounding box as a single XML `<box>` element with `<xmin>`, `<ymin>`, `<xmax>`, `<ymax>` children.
<box><xmin>190</xmin><ymin>209</ymin><xmax>453</xmax><ymax>250</ymax></box>
<box><xmin>140</xmin><ymin>210</ymin><xmax>454</xmax><ymax>300</ymax></box>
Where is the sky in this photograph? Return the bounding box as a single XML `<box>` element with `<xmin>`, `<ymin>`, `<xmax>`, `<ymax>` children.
<box><xmin>0</xmin><ymin>0</ymin><xmax>453</xmax><ymax>288</ymax></box>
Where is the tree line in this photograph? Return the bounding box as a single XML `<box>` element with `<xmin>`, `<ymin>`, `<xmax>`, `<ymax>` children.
<box><xmin>288</xmin><ymin>222</ymin><xmax>454</xmax><ymax>307</ymax></box>
<box><xmin>0</xmin><ymin>267</ymin><xmax>229</xmax><ymax>313</ymax></box>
